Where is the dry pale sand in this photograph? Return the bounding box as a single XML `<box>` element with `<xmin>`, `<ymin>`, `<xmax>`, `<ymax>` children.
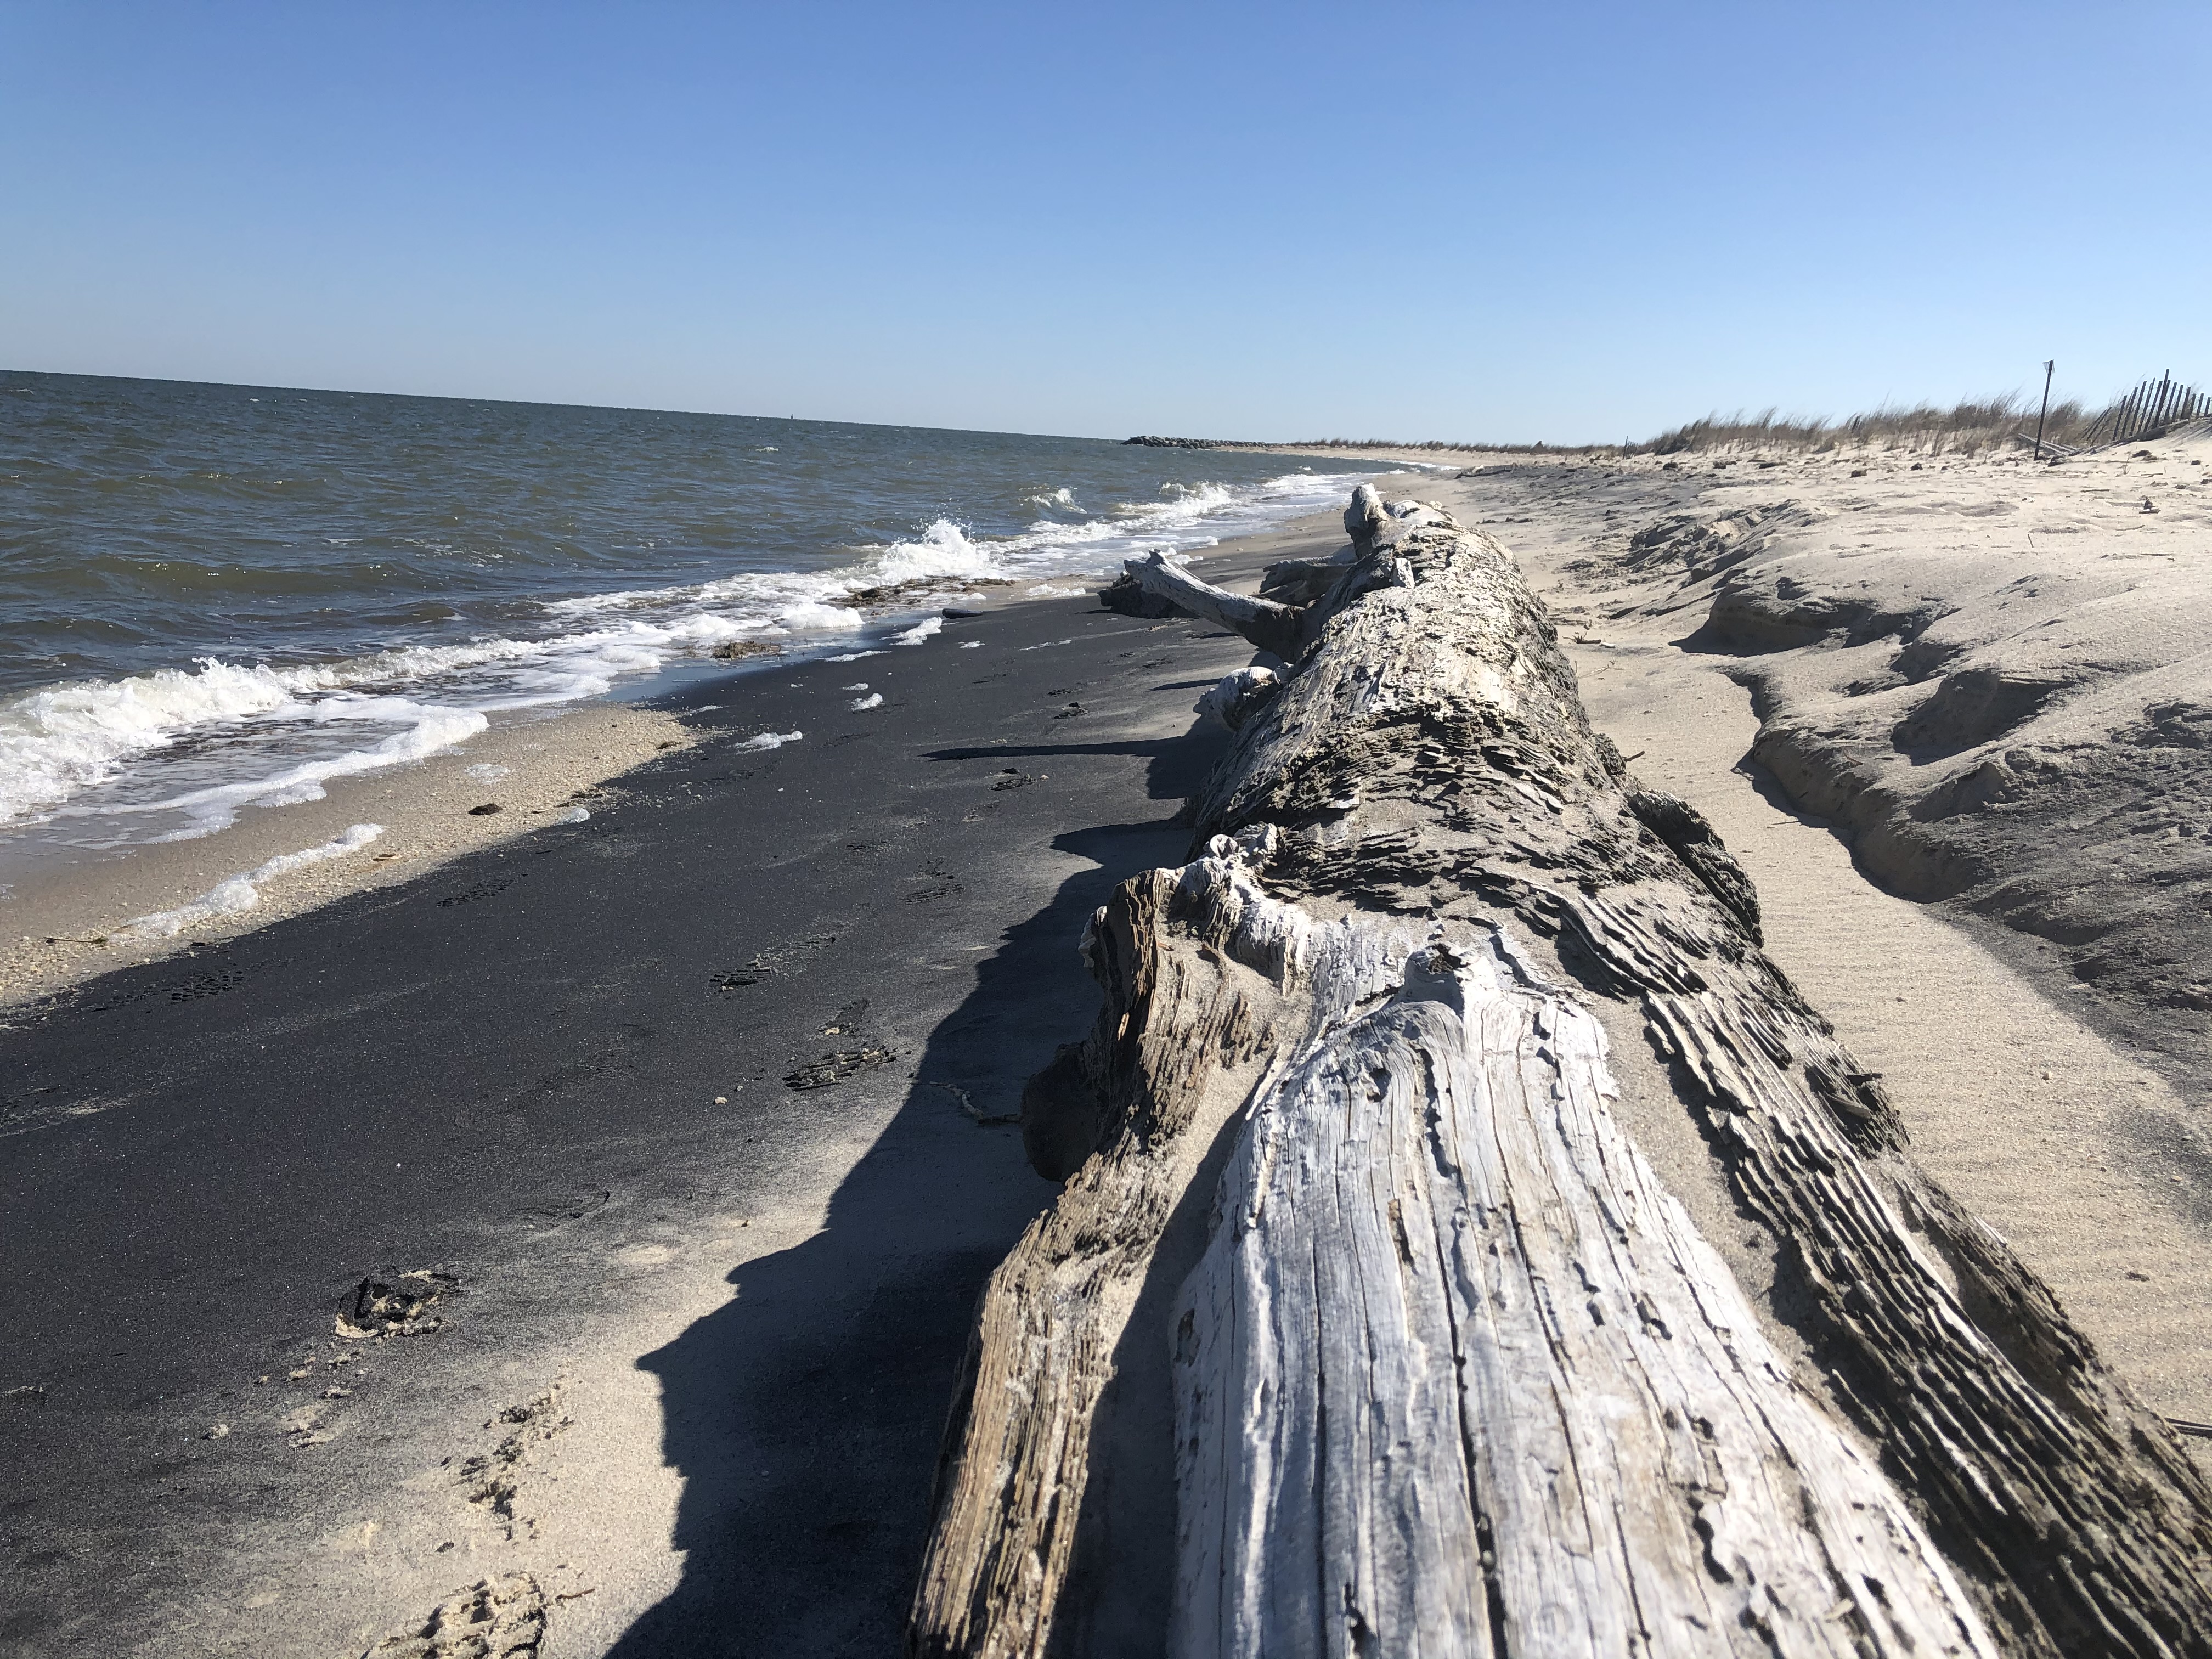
<box><xmin>1481</xmin><ymin>427</ymin><xmax>2212</xmax><ymax>1076</ymax></box>
<box><xmin>1561</xmin><ymin>631</ymin><xmax>2212</xmax><ymax>1430</ymax></box>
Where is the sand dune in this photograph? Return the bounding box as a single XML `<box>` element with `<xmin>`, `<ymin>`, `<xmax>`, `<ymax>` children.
<box><xmin>1502</xmin><ymin>430</ymin><xmax>2212</xmax><ymax>1079</ymax></box>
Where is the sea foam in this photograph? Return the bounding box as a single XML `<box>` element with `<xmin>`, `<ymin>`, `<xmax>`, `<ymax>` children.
<box><xmin>116</xmin><ymin>823</ymin><xmax>386</xmax><ymax>939</ymax></box>
<box><xmin>0</xmin><ymin>659</ymin><xmax>313</xmax><ymax>826</ymax></box>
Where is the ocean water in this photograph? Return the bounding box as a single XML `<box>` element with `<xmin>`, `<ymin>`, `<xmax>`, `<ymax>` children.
<box><xmin>0</xmin><ymin>371</ymin><xmax>1393</xmax><ymax>851</ymax></box>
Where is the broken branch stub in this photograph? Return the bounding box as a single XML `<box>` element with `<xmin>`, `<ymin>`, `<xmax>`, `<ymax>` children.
<box><xmin>1256</xmin><ymin>549</ymin><xmax>1353</xmax><ymax>606</ymax></box>
<box><xmin>1193</xmin><ymin>667</ymin><xmax>1279</xmax><ymax>733</ymax></box>
<box><xmin>912</xmin><ymin>496</ymin><xmax>2212</xmax><ymax>1659</ymax></box>
<box><xmin>1118</xmin><ymin>551</ymin><xmax>1306</xmax><ymax>661</ymax></box>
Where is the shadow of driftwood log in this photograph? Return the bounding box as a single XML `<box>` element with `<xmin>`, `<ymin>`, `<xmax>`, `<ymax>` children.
<box><xmin>924</xmin><ymin>737</ymin><xmax>1192</xmax><ymax>765</ymax></box>
<box><xmin>606</xmin><ymin>721</ymin><xmax>1234</xmax><ymax>1654</ymax></box>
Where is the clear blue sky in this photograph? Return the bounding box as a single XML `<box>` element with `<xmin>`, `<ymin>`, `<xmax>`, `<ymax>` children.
<box><xmin>3</xmin><ymin>2</ymin><xmax>2205</xmax><ymax>441</ymax></box>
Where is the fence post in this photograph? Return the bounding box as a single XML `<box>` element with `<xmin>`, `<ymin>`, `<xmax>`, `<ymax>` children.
<box><xmin>2034</xmin><ymin>360</ymin><xmax>2055</xmax><ymax>460</ymax></box>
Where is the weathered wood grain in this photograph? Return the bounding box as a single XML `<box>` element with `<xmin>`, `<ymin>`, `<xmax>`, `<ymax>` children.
<box><xmin>1169</xmin><ymin>873</ymin><xmax>1991</xmax><ymax>1658</ymax></box>
<box><xmin>911</xmin><ymin>494</ymin><xmax>2212</xmax><ymax>1658</ymax></box>
<box><xmin>910</xmin><ymin>866</ymin><xmax>1294</xmax><ymax>1657</ymax></box>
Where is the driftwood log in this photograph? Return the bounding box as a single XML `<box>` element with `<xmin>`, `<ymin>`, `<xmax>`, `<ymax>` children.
<box><xmin>910</xmin><ymin>488</ymin><xmax>2212</xmax><ymax>1657</ymax></box>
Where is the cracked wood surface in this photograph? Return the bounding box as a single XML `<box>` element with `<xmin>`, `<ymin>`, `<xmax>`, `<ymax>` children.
<box><xmin>1171</xmin><ymin>873</ymin><xmax>1990</xmax><ymax>1659</ymax></box>
<box><xmin>910</xmin><ymin>494</ymin><xmax>2212</xmax><ymax>1658</ymax></box>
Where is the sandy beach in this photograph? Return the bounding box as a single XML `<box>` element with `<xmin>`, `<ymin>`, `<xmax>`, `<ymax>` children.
<box><xmin>0</xmin><ymin>506</ymin><xmax>1374</xmax><ymax>1657</ymax></box>
<box><xmin>11</xmin><ymin>449</ymin><xmax>2212</xmax><ymax>1654</ymax></box>
<box><xmin>15</xmin><ymin>4</ymin><xmax>2209</xmax><ymax>1648</ymax></box>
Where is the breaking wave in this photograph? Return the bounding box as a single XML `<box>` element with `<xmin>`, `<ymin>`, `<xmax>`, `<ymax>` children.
<box><xmin>0</xmin><ymin>465</ymin><xmax>1372</xmax><ymax>843</ymax></box>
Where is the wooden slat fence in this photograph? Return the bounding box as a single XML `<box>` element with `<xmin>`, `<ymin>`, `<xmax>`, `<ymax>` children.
<box><xmin>2080</xmin><ymin>372</ymin><xmax>2212</xmax><ymax>448</ymax></box>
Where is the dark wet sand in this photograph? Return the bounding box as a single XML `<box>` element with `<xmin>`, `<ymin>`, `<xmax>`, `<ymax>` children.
<box><xmin>0</xmin><ymin>512</ymin><xmax>1356</xmax><ymax>1658</ymax></box>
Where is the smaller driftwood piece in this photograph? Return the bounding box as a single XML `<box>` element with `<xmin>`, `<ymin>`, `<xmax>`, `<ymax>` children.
<box><xmin>910</xmin><ymin>487</ymin><xmax>2212</xmax><ymax>1658</ymax></box>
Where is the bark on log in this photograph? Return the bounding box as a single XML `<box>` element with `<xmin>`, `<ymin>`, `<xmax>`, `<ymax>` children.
<box><xmin>912</xmin><ymin>497</ymin><xmax>2212</xmax><ymax>1658</ymax></box>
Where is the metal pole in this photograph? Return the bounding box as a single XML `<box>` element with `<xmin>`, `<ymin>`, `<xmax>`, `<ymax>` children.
<box><xmin>2033</xmin><ymin>359</ymin><xmax>2055</xmax><ymax>460</ymax></box>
